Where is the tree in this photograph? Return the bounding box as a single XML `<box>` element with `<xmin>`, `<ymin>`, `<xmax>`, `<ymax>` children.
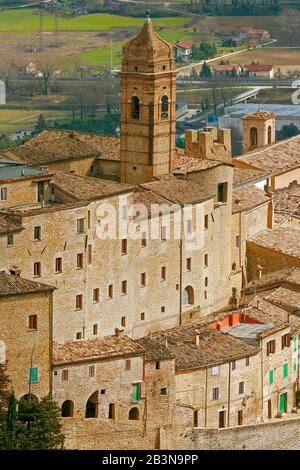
<box><xmin>277</xmin><ymin>9</ymin><xmax>300</xmax><ymax>47</ymax></box>
<box><xmin>200</xmin><ymin>61</ymin><xmax>212</xmax><ymax>78</ymax></box>
<box><xmin>35</xmin><ymin>114</ymin><xmax>47</xmax><ymax>132</ymax></box>
<box><xmin>279</xmin><ymin>123</ymin><xmax>299</xmax><ymax>140</ymax></box>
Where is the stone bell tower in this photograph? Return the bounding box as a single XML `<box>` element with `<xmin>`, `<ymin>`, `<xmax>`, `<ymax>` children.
<box><xmin>242</xmin><ymin>109</ymin><xmax>276</xmax><ymax>153</ymax></box>
<box><xmin>120</xmin><ymin>12</ymin><xmax>177</xmax><ymax>185</ymax></box>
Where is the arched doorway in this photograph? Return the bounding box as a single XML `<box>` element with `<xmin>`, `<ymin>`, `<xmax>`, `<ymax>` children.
<box><xmin>129</xmin><ymin>407</ymin><xmax>139</xmax><ymax>420</ymax></box>
<box><xmin>183</xmin><ymin>286</ymin><xmax>194</xmax><ymax>306</ymax></box>
<box><xmin>61</xmin><ymin>400</ymin><xmax>74</xmax><ymax>418</ymax></box>
<box><xmin>85</xmin><ymin>391</ymin><xmax>99</xmax><ymax>418</ymax></box>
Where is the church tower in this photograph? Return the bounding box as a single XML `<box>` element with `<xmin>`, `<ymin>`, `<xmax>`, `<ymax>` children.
<box><xmin>120</xmin><ymin>12</ymin><xmax>177</xmax><ymax>185</ymax></box>
<box><xmin>242</xmin><ymin>109</ymin><xmax>276</xmax><ymax>153</ymax></box>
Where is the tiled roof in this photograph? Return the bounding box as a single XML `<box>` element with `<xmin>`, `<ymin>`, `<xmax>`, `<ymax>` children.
<box><xmin>133</xmin><ymin>187</ymin><xmax>179</xmax><ymax>215</ymax></box>
<box><xmin>236</xmin><ymin>134</ymin><xmax>300</xmax><ymax>176</ymax></box>
<box><xmin>232</xmin><ymin>185</ymin><xmax>270</xmax><ymax>213</ymax></box>
<box><xmin>212</xmin><ymin>64</ymin><xmax>240</xmax><ymax>71</ymax></box>
<box><xmin>0</xmin><ymin>213</ymin><xmax>23</xmax><ymax>235</ymax></box>
<box><xmin>51</xmin><ymin>171</ymin><xmax>133</xmax><ymax>201</ymax></box>
<box><xmin>273</xmin><ymin>183</ymin><xmax>300</xmax><ymax>224</ymax></box>
<box><xmin>242</xmin><ymin>109</ymin><xmax>275</xmax><ymax>120</ymax></box>
<box><xmin>248</xmin><ymin>227</ymin><xmax>300</xmax><ymax>259</ymax></box>
<box><xmin>175</xmin><ymin>41</ymin><xmax>193</xmax><ymax>49</ymax></box>
<box><xmin>244</xmin><ymin>65</ymin><xmax>273</xmax><ymax>72</ymax></box>
<box><xmin>0</xmin><ymin>273</ymin><xmax>54</xmax><ymax>297</ymax></box>
<box><xmin>173</xmin><ymin>153</ymin><xmax>225</xmax><ymax>174</ymax></box>
<box><xmin>244</xmin><ymin>267</ymin><xmax>300</xmax><ymax>294</ymax></box>
<box><xmin>233</xmin><ymin>167</ymin><xmax>270</xmax><ymax>188</ymax></box>
<box><xmin>136</xmin><ymin>337</ymin><xmax>174</xmax><ymax>362</ymax></box>
<box><xmin>53</xmin><ymin>336</ymin><xmax>145</xmax><ymax>366</ymax></box>
<box><xmin>141</xmin><ymin>176</ymin><xmax>214</xmax><ymax>205</ymax></box>
<box><xmin>248</xmin><ymin>298</ymin><xmax>300</xmax><ymax>336</ymax></box>
<box><xmin>264</xmin><ymin>287</ymin><xmax>300</xmax><ymax>314</ymax></box>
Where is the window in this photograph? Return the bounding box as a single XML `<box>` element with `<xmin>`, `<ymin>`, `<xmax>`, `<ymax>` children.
<box><xmin>85</xmin><ymin>391</ymin><xmax>98</xmax><ymax>418</ymax></box>
<box><xmin>87</xmin><ymin>210</ymin><xmax>91</xmax><ymax>229</ymax></box>
<box><xmin>193</xmin><ymin>410</ymin><xmax>198</xmax><ymax>427</ymax></box>
<box><xmin>77</xmin><ymin>253</ymin><xmax>83</xmax><ymax>269</ymax></box>
<box><xmin>121</xmin><ymin>316</ymin><xmax>126</xmax><ymax>327</ymax></box>
<box><xmin>161</xmin><ymin>266</ymin><xmax>166</xmax><ymax>281</ymax></box>
<box><xmin>186</xmin><ymin>258</ymin><xmax>192</xmax><ymax>271</ymax></box>
<box><xmin>204</xmin><ymin>214</ymin><xmax>209</xmax><ymax>230</ymax></box>
<box><xmin>250</xmin><ymin>127</ymin><xmax>258</xmax><ymax>147</ymax></box>
<box><xmin>211</xmin><ymin>366</ymin><xmax>219</xmax><ymax>376</ymax></box>
<box><xmin>160</xmin><ymin>388</ymin><xmax>167</xmax><ymax>395</ymax></box>
<box><xmin>232</xmin><ymin>263</ymin><xmax>237</xmax><ymax>271</ymax></box>
<box><xmin>205</xmin><ymin>277</ymin><xmax>208</xmax><ymax>287</ymax></box>
<box><xmin>93</xmin><ymin>324</ymin><xmax>98</xmax><ymax>336</ymax></box>
<box><xmin>55</xmin><ymin>257</ymin><xmax>62</xmax><ymax>273</ymax></box>
<box><xmin>140</xmin><ymin>272</ymin><xmax>146</xmax><ymax>287</ymax></box>
<box><xmin>132</xmin><ymin>383</ymin><xmax>141</xmax><ymax>402</ymax></box>
<box><xmin>108</xmin><ymin>284</ymin><xmax>113</xmax><ymax>299</ymax></box>
<box><xmin>245</xmin><ymin>356</ymin><xmax>250</xmax><ymax>367</ymax></box>
<box><xmin>217</xmin><ymin>182</ymin><xmax>228</xmax><ymax>203</ymax></box>
<box><xmin>294</xmin><ymin>336</ymin><xmax>297</xmax><ymax>353</ymax></box>
<box><xmin>77</xmin><ymin>218</ymin><xmax>85</xmax><ymax>234</ymax></box>
<box><xmin>238</xmin><ymin>382</ymin><xmax>245</xmax><ymax>394</ymax></box>
<box><xmin>269</xmin><ymin>369</ymin><xmax>274</xmax><ymax>385</ymax></box>
<box><xmin>125</xmin><ymin>359</ymin><xmax>131</xmax><ymax>371</ymax></box>
<box><xmin>37</xmin><ymin>181</ymin><xmax>45</xmax><ymax>202</ymax></box>
<box><xmin>283</xmin><ymin>363</ymin><xmax>288</xmax><ymax>379</ymax></box>
<box><xmin>76</xmin><ymin>332</ymin><xmax>82</xmax><ymax>340</ymax></box>
<box><xmin>7</xmin><ymin>234</ymin><xmax>13</xmax><ymax>247</ymax></box>
<box><xmin>294</xmin><ymin>358</ymin><xmax>297</xmax><ymax>372</ymax></box>
<box><xmin>212</xmin><ymin>387</ymin><xmax>219</xmax><ymax>400</ymax></box>
<box><xmin>121</xmin><ymin>280</ymin><xmax>127</xmax><ymax>295</ymax></box>
<box><xmin>186</xmin><ymin>219</ymin><xmax>192</xmax><ymax>236</ymax></box>
<box><xmin>204</xmin><ymin>254</ymin><xmax>208</xmax><ymax>267</ymax></box>
<box><xmin>129</xmin><ymin>407</ymin><xmax>139</xmax><ymax>420</ymax></box>
<box><xmin>160</xmin><ymin>226</ymin><xmax>166</xmax><ymax>241</ymax></box>
<box><xmin>161</xmin><ymin>95</ymin><xmax>169</xmax><ymax>119</ymax></box>
<box><xmin>34</xmin><ymin>226</ymin><xmax>41</xmax><ymax>241</ymax></box>
<box><xmin>268</xmin><ymin>125</ymin><xmax>272</xmax><ymax>145</ymax></box>
<box><xmin>61</xmin><ymin>400</ymin><xmax>74</xmax><ymax>418</ymax></box>
<box><xmin>267</xmin><ymin>339</ymin><xmax>276</xmax><ymax>356</ymax></box>
<box><xmin>88</xmin><ymin>245</ymin><xmax>92</xmax><ymax>264</ymax></box>
<box><xmin>155</xmin><ymin>361</ymin><xmax>160</xmax><ymax>370</ymax></box>
<box><xmin>93</xmin><ymin>288</ymin><xmax>99</xmax><ymax>303</ymax></box>
<box><xmin>101</xmin><ymin>389</ymin><xmax>106</xmax><ymax>395</ymax></box>
<box><xmin>108</xmin><ymin>403</ymin><xmax>115</xmax><ymax>420</ymax></box>
<box><xmin>29</xmin><ymin>315</ymin><xmax>37</xmax><ymax>330</ymax></box>
<box><xmin>29</xmin><ymin>367</ymin><xmax>38</xmax><ymax>383</ymax></box>
<box><xmin>34</xmin><ymin>262</ymin><xmax>41</xmax><ymax>277</ymax></box>
<box><xmin>232</xmin><ymin>361</ymin><xmax>236</xmax><ymax>371</ymax></box>
<box><xmin>121</xmin><ymin>239</ymin><xmax>127</xmax><ymax>255</ymax></box>
<box><xmin>204</xmin><ymin>290</ymin><xmax>207</xmax><ymax>300</ymax></box>
<box><xmin>62</xmin><ymin>369</ymin><xmax>68</xmax><ymax>381</ymax></box>
<box><xmin>131</xmin><ymin>96</ymin><xmax>140</xmax><ymax>120</ymax></box>
<box><xmin>161</xmin><ymin>306</ymin><xmax>165</xmax><ymax>313</ymax></box>
<box><xmin>76</xmin><ymin>294</ymin><xmax>83</xmax><ymax>310</ymax></box>
<box><xmin>141</xmin><ymin>232</ymin><xmax>147</xmax><ymax>248</ymax></box>
<box><xmin>281</xmin><ymin>333</ymin><xmax>290</xmax><ymax>350</ymax></box>
<box><xmin>238</xmin><ymin>410</ymin><xmax>243</xmax><ymax>426</ymax></box>
<box><xmin>236</xmin><ymin>235</ymin><xmax>241</xmax><ymax>248</ymax></box>
<box><xmin>183</xmin><ymin>286</ymin><xmax>194</xmax><ymax>306</ymax></box>
<box><xmin>0</xmin><ymin>187</ymin><xmax>7</xmax><ymax>201</ymax></box>
<box><xmin>140</xmin><ymin>312</ymin><xmax>145</xmax><ymax>321</ymax></box>
<box><xmin>89</xmin><ymin>365</ymin><xmax>95</xmax><ymax>377</ymax></box>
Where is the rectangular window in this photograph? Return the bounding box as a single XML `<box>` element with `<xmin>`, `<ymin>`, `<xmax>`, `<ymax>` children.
<box><xmin>161</xmin><ymin>266</ymin><xmax>166</xmax><ymax>281</ymax></box>
<box><xmin>204</xmin><ymin>290</ymin><xmax>207</xmax><ymax>300</ymax></box>
<box><xmin>77</xmin><ymin>218</ymin><xmax>85</xmax><ymax>234</ymax></box>
<box><xmin>125</xmin><ymin>359</ymin><xmax>131</xmax><ymax>371</ymax></box>
<box><xmin>283</xmin><ymin>363</ymin><xmax>288</xmax><ymax>379</ymax></box>
<box><xmin>93</xmin><ymin>324</ymin><xmax>98</xmax><ymax>335</ymax></box>
<box><xmin>204</xmin><ymin>214</ymin><xmax>209</xmax><ymax>230</ymax></box>
<box><xmin>76</xmin><ymin>332</ymin><xmax>82</xmax><ymax>340</ymax></box>
<box><xmin>205</xmin><ymin>277</ymin><xmax>208</xmax><ymax>287</ymax></box>
<box><xmin>267</xmin><ymin>339</ymin><xmax>276</xmax><ymax>356</ymax></box>
<box><xmin>7</xmin><ymin>234</ymin><xmax>13</xmax><ymax>247</ymax></box>
<box><xmin>238</xmin><ymin>382</ymin><xmax>245</xmax><ymax>394</ymax></box>
<box><xmin>76</xmin><ymin>294</ymin><xmax>83</xmax><ymax>310</ymax></box>
<box><xmin>161</xmin><ymin>306</ymin><xmax>165</xmax><ymax>313</ymax></box>
<box><xmin>29</xmin><ymin>314</ymin><xmax>37</xmax><ymax>330</ymax></box>
<box><xmin>160</xmin><ymin>388</ymin><xmax>167</xmax><ymax>395</ymax></box>
<box><xmin>121</xmin><ymin>316</ymin><xmax>126</xmax><ymax>327</ymax></box>
<box><xmin>186</xmin><ymin>219</ymin><xmax>192</xmax><ymax>235</ymax></box>
<box><xmin>121</xmin><ymin>238</ymin><xmax>127</xmax><ymax>255</ymax></box>
<box><xmin>140</xmin><ymin>312</ymin><xmax>145</xmax><ymax>321</ymax></box>
<box><xmin>245</xmin><ymin>356</ymin><xmax>250</xmax><ymax>367</ymax></box>
<box><xmin>156</xmin><ymin>361</ymin><xmax>161</xmax><ymax>370</ymax></box>
<box><xmin>232</xmin><ymin>361</ymin><xmax>236</xmax><ymax>371</ymax></box>
<box><xmin>108</xmin><ymin>284</ymin><xmax>113</xmax><ymax>299</ymax></box>
<box><xmin>294</xmin><ymin>336</ymin><xmax>297</xmax><ymax>353</ymax></box>
<box><xmin>61</xmin><ymin>369</ymin><xmax>68</xmax><ymax>381</ymax></box>
<box><xmin>77</xmin><ymin>253</ymin><xmax>83</xmax><ymax>269</ymax></box>
<box><xmin>236</xmin><ymin>235</ymin><xmax>241</xmax><ymax>248</ymax></box>
<box><xmin>238</xmin><ymin>410</ymin><xmax>243</xmax><ymax>426</ymax></box>
<box><xmin>212</xmin><ymin>387</ymin><xmax>219</xmax><ymax>400</ymax></box>
<box><xmin>186</xmin><ymin>258</ymin><xmax>192</xmax><ymax>271</ymax></box>
<box><xmin>93</xmin><ymin>288</ymin><xmax>99</xmax><ymax>303</ymax></box>
<box><xmin>34</xmin><ymin>226</ymin><xmax>41</xmax><ymax>241</ymax></box>
<box><xmin>140</xmin><ymin>272</ymin><xmax>146</xmax><ymax>287</ymax></box>
<box><xmin>34</xmin><ymin>262</ymin><xmax>41</xmax><ymax>277</ymax></box>
<box><xmin>141</xmin><ymin>232</ymin><xmax>147</xmax><ymax>248</ymax></box>
<box><xmin>37</xmin><ymin>181</ymin><xmax>45</xmax><ymax>202</ymax></box>
<box><xmin>55</xmin><ymin>257</ymin><xmax>62</xmax><ymax>273</ymax></box>
<box><xmin>211</xmin><ymin>365</ymin><xmax>219</xmax><ymax>376</ymax></box>
<box><xmin>217</xmin><ymin>182</ymin><xmax>228</xmax><ymax>203</ymax></box>
<box><xmin>269</xmin><ymin>369</ymin><xmax>274</xmax><ymax>385</ymax></box>
<box><xmin>281</xmin><ymin>333</ymin><xmax>290</xmax><ymax>350</ymax></box>
<box><xmin>0</xmin><ymin>187</ymin><xmax>7</xmax><ymax>201</ymax></box>
<box><xmin>132</xmin><ymin>383</ymin><xmax>141</xmax><ymax>402</ymax></box>
<box><xmin>29</xmin><ymin>367</ymin><xmax>38</xmax><ymax>383</ymax></box>
<box><xmin>88</xmin><ymin>245</ymin><xmax>92</xmax><ymax>264</ymax></box>
<box><xmin>204</xmin><ymin>253</ymin><xmax>208</xmax><ymax>267</ymax></box>
<box><xmin>160</xmin><ymin>226</ymin><xmax>166</xmax><ymax>242</ymax></box>
<box><xmin>89</xmin><ymin>365</ymin><xmax>95</xmax><ymax>377</ymax></box>
<box><xmin>294</xmin><ymin>358</ymin><xmax>297</xmax><ymax>373</ymax></box>
<box><xmin>87</xmin><ymin>210</ymin><xmax>91</xmax><ymax>229</ymax></box>
<box><xmin>121</xmin><ymin>280</ymin><xmax>127</xmax><ymax>295</ymax></box>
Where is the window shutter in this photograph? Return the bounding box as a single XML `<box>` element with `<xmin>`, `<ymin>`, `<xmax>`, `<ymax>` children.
<box><xmin>29</xmin><ymin>367</ymin><xmax>38</xmax><ymax>383</ymax></box>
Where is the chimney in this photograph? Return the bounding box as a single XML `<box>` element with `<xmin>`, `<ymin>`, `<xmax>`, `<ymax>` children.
<box><xmin>257</xmin><ymin>265</ymin><xmax>263</xmax><ymax>279</ymax></box>
<box><xmin>194</xmin><ymin>330</ymin><xmax>200</xmax><ymax>346</ymax></box>
<box><xmin>115</xmin><ymin>327</ymin><xmax>121</xmax><ymax>337</ymax></box>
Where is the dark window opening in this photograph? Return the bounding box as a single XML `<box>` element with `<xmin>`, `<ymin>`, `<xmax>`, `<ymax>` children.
<box><xmin>132</xmin><ymin>96</ymin><xmax>140</xmax><ymax>120</ymax></box>
<box><xmin>85</xmin><ymin>391</ymin><xmax>99</xmax><ymax>418</ymax></box>
<box><xmin>61</xmin><ymin>400</ymin><xmax>74</xmax><ymax>418</ymax></box>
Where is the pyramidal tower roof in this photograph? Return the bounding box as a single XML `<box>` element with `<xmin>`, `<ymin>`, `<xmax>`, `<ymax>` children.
<box><xmin>122</xmin><ymin>11</ymin><xmax>175</xmax><ymax>73</ymax></box>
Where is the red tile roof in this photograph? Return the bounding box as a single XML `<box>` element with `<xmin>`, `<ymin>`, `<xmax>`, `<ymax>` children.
<box><xmin>245</xmin><ymin>64</ymin><xmax>273</xmax><ymax>72</ymax></box>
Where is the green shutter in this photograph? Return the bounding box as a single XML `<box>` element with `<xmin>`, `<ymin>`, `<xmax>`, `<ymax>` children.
<box><xmin>294</xmin><ymin>358</ymin><xmax>297</xmax><ymax>372</ymax></box>
<box><xmin>294</xmin><ymin>336</ymin><xmax>297</xmax><ymax>353</ymax></box>
<box><xmin>269</xmin><ymin>369</ymin><xmax>274</xmax><ymax>385</ymax></box>
<box><xmin>279</xmin><ymin>393</ymin><xmax>287</xmax><ymax>414</ymax></box>
<box><xmin>132</xmin><ymin>383</ymin><xmax>140</xmax><ymax>402</ymax></box>
<box><xmin>283</xmin><ymin>363</ymin><xmax>288</xmax><ymax>379</ymax></box>
<box><xmin>29</xmin><ymin>367</ymin><xmax>38</xmax><ymax>383</ymax></box>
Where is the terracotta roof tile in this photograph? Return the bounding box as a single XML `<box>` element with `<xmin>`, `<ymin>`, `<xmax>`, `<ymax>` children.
<box><xmin>0</xmin><ymin>213</ymin><xmax>23</xmax><ymax>234</ymax></box>
<box><xmin>232</xmin><ymin>185</ymin><xmax>270</xmax><ymax>213</ymax></box>
<box><xmin>273</xmin><ymin>183</ymin><xmax>300</xmax><ymax>224</ymax></box>
<box><xmin>242</xmin><ymin>109</ymin><xmax>275</xmax><ymax>120</ymax></box>
<box><xmin>173</xmin><ymin>154</ymin><xmax>224</xmax><ymax>174</ymax></box>
<box><xmin>0</xmin><ymin>273</ymin><xmax>54</xmax><ymax>297</ymax></box>
<box><xmin>248</xmin><ymin>227</ymin><xmax>300</xmax><ymax>259</ymax></box>
<box><xmin>233</xmin><ymin>167</ymin><xmax>270</xmax><ymax>188</ymax></box>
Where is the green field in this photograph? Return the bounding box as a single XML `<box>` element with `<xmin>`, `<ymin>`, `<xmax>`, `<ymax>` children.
<box><xmin>0</xmin><ymin>10</ymin><xmax>190</xmax><ymax>33</ymax></box>
<box><xmin>0</xmin><ymin>109</ymin><xmax>70</xmax><ymax>134</ymax></box>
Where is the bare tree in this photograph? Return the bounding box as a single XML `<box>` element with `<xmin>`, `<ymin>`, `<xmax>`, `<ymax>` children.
<box><xmin>277</xmin><ymin>9</ymin><xmax>300</xmax><ymax>47</ymax></box>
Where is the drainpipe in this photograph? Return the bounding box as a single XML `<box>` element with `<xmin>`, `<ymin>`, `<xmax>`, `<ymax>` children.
<box><xmin>179</xmin><ymin>204</ymin><xmax>183</xmax><ymax>326</ymax></box>
<box><xmin>204</xmin><ymin>366</ymin><xmax>208</xmax><ymax>427</ymax></box>
<box><xmin>227</xmin><ymin>362</ymin><xmax>231</xmax><ymax>427</ymax></box>
<box><xmin>260</xmin><ymin>339</ymin><xmax>264</xmax><ymax>418</ymax></box>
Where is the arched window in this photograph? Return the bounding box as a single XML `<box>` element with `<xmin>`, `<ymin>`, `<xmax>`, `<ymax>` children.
<box><xmin>268</xmin><ymin>125</ymin><xmax>272</xmax><ymax>144</ymax></box>
<box><xmin>183</xmin><ymin>286</ymin><xmax>194</xmax><ymax>306</ymax></box>
<box><xmin>61</xmin><ymin>400</ymin><xmax>74</xmax><ymax>418</ymax></box>
<box><xmin>18</xmin><ymin>394</ymin><xmax>39</xmax><ymax>421</ymax></box>
<box><xmin>250</xmin><ymin>127</ymin><xmax>258</xmax><ymax>147</ymax></box>
<box><xmin>161</xmin><ymin>96</ymin><xmax>169</xmax><ymax>119</ymax></box>
<box><xmin>19</xmin><ymin>393</ymin><xmax>38</xmax><ymax>403</ymax></box>
<box><xmin>131</xmin><ymin>96</ymin><xmax>140</xmax><ymax>120</ymax></box>
<box><xmin>85</xmin><ymin>391</ymin><xmax>98</xmax><ymax>418</ymax></box>
<box><xmin>108</xmin><ymin>403</ymin><xmax>115</xmax><ymax>419</ymax></box>
<box><xmin>129</xmin><ymin>407</ymin><xmax>139</xmax><ymax>420</ymax></box>
<box><xmin>232</xmin><ymin>263</ymin><xmax>237</xmax><ymax>271</ymax></box>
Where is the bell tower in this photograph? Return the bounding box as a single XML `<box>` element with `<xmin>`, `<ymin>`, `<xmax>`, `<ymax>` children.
<box><xmin>120</xmin><ymin>12</ymin><xmax>177</xmax><ymax>185</ymax></box>
<box><xmin>242</xmin><ymin>109</ymin><xmax>276</xmax><ymax>153</ymax></box>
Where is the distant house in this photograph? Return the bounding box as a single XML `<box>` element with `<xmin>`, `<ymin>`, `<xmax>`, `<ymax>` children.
<box><xmin>222</xmin><ymin>36</ymin><xmax>243</xmax><ymax>48</ymax></box>
<box><xmin>238</xmin><ymin>27</ymin><xmax>270</xmax><ymax>44</ymax></box>
<box><xmin>212</xmin><ymin>64</ymin><xmax>242</xmax><ymax>78</ymax></box>
<box><xmin>244</xmin><ymin>64</ymin><xmax>274</xmax><ymax>79</ymax></box>
<box><xmin>174</xmin><ymin>41</ymin><xmax>193</xmax><ymax>62</ymax></box>
<box><xmin>11</xmin><ymin>129</ymin><xmax>34</xmax><ymax>141</ymax></box>
<box><xmin>176</xmin><ymin>101</ymin><xmax>188</xmax><ymax>118</ymax></box>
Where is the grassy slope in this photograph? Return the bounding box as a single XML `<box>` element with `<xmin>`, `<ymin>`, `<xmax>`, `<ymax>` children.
<box><xmin>0</xmin><ymin>109</ymin><xmax>70</xmax><ymax>133</ymax></box>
